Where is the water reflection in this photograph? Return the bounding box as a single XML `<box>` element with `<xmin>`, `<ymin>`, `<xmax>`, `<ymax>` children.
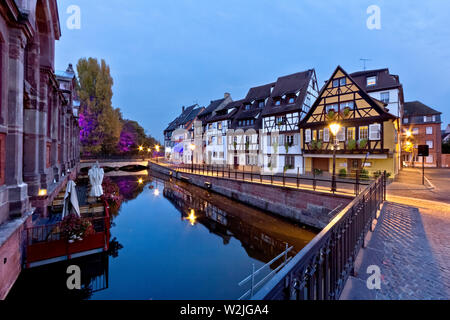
<box><xmin>9</xmin><ymin>170</ymin><xmax>317</xmax><ymax>300</ymax></box>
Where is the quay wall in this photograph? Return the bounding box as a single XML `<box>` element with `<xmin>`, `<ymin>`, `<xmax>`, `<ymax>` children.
<box><xmin>149</xmin><ymin>162</ymin><xmax>353</xmax><ymax>229</ymax></box>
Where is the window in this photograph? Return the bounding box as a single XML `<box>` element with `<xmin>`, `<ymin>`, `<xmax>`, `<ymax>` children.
<box><xmin>288</xmin><ymin>97</ymin><xmax>295</xmax><ymax>104</ymax></box>
<box><xmin>305</xmin><ymin>129</ymin><xmax>311</xmax><ymax>143</ymax></box>
<box><xmin>426</xmin><ymin>127</ymin><xmax>433</xmax><ymax>135</ymax></box>
<box><xmin>238</xmin><ymin>121</ymin><xmax>242</xmax><ymax>126</ymax></box>
<box><xmin>333</xmin><ymin>77</ymin><xmax>346</xmax><ymax>88</ymax></box>
<box><xmin>312</xmin><ymin>130</ymin><xmax>317</xmax><ymax>141</ymax></box>
<box><xmin>340</xmin><ymin>78</ymin><xmax>346</xmax><ymax>86</ymax></box>
<box><xmin>426</xmin><ymin>156</ymin><xmax>434</xmax><ymax>164</ymax></box>
<box><xmin>359</xmin><ymin>126</ymin><xmax>369</xmax><ymax>140</ymax></box>
<box><xmin>259</xmin><ymin>101</ymin><xmax>264</xmax><ymax>108</ymax></box>
<box><xmin>275</xmin><ymin>100</ymin><xmax>281</xmax><ymax>106</ymax></box>
<box><xmin>340</xmin><ymin>101</ymin><xmax>354</xmax><ymax>110</ymax></box>
<box><xmin>403</xmin><ymin>118</ymin><xmax>409</xmax><ymax>124</ymax></box>
<box><xmin>347</xmin><ymin>127</ymin><xmax>356</xmax><ymax>141</ymax></box>
<box><xmin>369</xmin><ymin>124</ymin><xmax>381</xmax><ymax>140</ymax></box>
<box><xmin>208</xmin><ymin>123</ymin><xmax>212</xmax><ymax>129</ymax></box>
<box><xmin>324</xmin><ymin>128</ymin><xmax>330</xmax><ymax>142</ymax></box>
<box><xmin>218</xmin><ymin>122</ymin><xmax>222</xmax><ymax>130</ymax></box>
<box><xmin>333</xmin><ymin>79</ymin><xmax>339</xmax><ymax>88</ymax></box>
<box><xmin>326</xmin><ymin>104</ymin><xmax>338</xmax><ymax>113</ymax></box>
<box><xmin>285</xmin><ymin>156</ymin><xmax>295</xmax><ymax>169</ymax></box>
<box><xmin>412</xmin><ymin>128</ymin><xmax>419</xmax><ymax>135</ymax></box>
<box><xmin>367</xmin><ymin>76</ymin><xmax>377</xmax><ymax>86</ymax></box>
<box><xmin>286</xmin><ymin>135</ymin><xmax>294</xmax><ymax>146</ymax></box>
<box><xmin>318</xmin><ymin>130</ymin><xmax>323</xmax><ymax>141</ymax></box>
<box><xmin>380</xmin><ymin>92</ymin><xmax>390</xmax><ymax>104</ymax></box>
<box><xmin>426</xmin><ymin>141</ymin><xmax>434</xmax><ymax>149</ymax></box>
<box><xmin>245</xmin><ymin>104</ymin><xmax>251</xmax><ymax>110</ymax></box>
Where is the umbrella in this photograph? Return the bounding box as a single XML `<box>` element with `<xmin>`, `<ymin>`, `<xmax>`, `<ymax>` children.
<box><xmin>88</xmin><ymin>161</ymin><xmax>104</xmax><ymax>197</ymax></box>
<box><xmin>62</xmin><ymin>180</ymin><xmax>81</xmax><ymax>218</ymax></box>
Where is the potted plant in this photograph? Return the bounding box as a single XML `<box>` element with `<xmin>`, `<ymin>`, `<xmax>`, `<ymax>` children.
<box><xmin>339</xmin><ymin>168</ymin><xmax>347</xmax><ymax>178</ymax></box>
<box><xmin>326</xmin><ymin>109</ymin><xmax>336</xmax><ymax>121</ymax></box>
<box><xmin>61</xmin><ymin>214</ymin><xmax>94</xmax><ymax>243</ymax></box>
<box><xmin>313</xmin><ymin>168</ymin><xmax>323</xmax><ymax>176</ymax></box>
<box><xmin>358</xmin><ymin>139</ymin><xmax>368</xmax><ymax>149</ymax></box>
<box><xmin>347</xmin><ymin>139</ymin><xmax>357</xmax><ymax>151</ymax></box>
<box><xmin>341</xmin><ymin>107</ymin><xmax>351</xmax><ymax>119</ymax></box>
<box><xmin>316</xmin><ymin>140</ymin><xmax>323</xmax><ymax>150</ymax></box>
<box><xmin>285</xmin><ymin>141</ymin><xmax>290</xmax><ymax>154</ymax></box>
<box><xmin>245</xmin><ymin>141</ymin><xmax>250</xmax><ymax>151</ymax></box>
<box><xmin>360</xmin><ymin>169</ymin><xmax>370</xmax><ymax>180</ymax></box>
<box><xmin>309</xmin><ymin>140</ymin><xmax>317</xmax><ymax>150</ymax></box>
<box><xmin>233</xmin><ymin>141</ymin><xmax>237</xmax><ymax>150</ymax></box>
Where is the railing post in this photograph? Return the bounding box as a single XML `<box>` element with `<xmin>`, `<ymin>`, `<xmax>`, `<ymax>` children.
<box><xmin>313</xmin><ymin>170</ymin><xmax>317</xmax><ymax>191</ymax></box>
<box><xmin>297</xmin><ymin>167</ymin><xmax>300</xmax><ymax>188</ymax></box>
<box><xmin>383</xmin><ymin>170</ymin><xmax>387</xmax><ymax>201</ymax></box>
<box><xmin>251</xmin><ymin>166</ymin><xmax>253</xmax><ymax>182</ymax></box>
<box><xmin>283</xmin><ymin>171</ymin><xmax>286</xmax><ymax>186</ymax></box>
<box><xmin>355</xmin><ymin>169</ymin><xmax>360</xmax><ymax>196</ymax></box>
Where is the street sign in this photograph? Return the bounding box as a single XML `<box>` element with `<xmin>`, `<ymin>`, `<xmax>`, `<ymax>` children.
<box><xmin>418</xmin><ymin>145</ymin><xmax>429</xmax><ymax>157</ymax></box>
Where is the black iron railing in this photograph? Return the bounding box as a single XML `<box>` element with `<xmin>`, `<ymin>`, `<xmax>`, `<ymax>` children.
<box><xmin>249</xmin><ymin>172</ymin><xmax>386</xmax><ymax>300</ymax></box>
<box><xmin>167</xmin><ymin>163</ymin><xmax>371</xmax><ymax>196</ymax></box>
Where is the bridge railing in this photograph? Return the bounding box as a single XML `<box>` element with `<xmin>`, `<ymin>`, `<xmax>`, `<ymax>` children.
<box><xmin>251</xmin><ymin>172</ymin><xmax>386</xmax><ymax>300</ymax></box>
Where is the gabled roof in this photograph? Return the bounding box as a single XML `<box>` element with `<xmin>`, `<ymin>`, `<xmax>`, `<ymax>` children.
<box><xmin>301</xmin><ymin>66</ymin><xmax>397</xmax><ymax>126</ymax></box>
<box><xmin>244</xmin><ymin>83</ymin><xmax>275</xmax><ymax>102</ymax></box>
<box><xmin>164</xmin><ymin>104</ymin><xmax>200</xmax><ymax>132</ymax></box>
<box><xmin>206</xmin><ymin>99</ymin><xmax>244</xmax><ymax>123</ymax></box>
<box><xmin>261</xmin><ymin>69</ymin><xmax>315</xmax><ymax>117</ymax></box>
<box><xmin>350</xmin><ymin>68</ymin><xmax>402</xmax><ymax>92</ymax></box>
<box><xmin>197</xmin><ymin>98</ymin><xmax>227</xmax><ymax>121</ymax></box>
<box><xmin>404</xmin><ymin>101</ymin><xmax>442</xmax><ymax>117</ymax></box>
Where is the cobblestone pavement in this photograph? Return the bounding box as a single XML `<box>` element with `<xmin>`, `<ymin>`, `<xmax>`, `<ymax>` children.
<box><xmin>341</xmin><ymin>201</ymin><xmax>450</xmax><ymax>300</ymax></box>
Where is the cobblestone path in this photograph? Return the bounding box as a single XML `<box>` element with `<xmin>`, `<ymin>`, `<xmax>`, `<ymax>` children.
<box><xmin>341</xmin><ymin>201</ymin><xmax>450</xmax><ymax>300</ymax></box>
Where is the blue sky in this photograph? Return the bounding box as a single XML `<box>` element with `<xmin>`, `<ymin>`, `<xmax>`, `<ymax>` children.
<box><xmin>55</xmin><ymin>0</ymin><xmax>450</xmax><ymax>141</ymax></box>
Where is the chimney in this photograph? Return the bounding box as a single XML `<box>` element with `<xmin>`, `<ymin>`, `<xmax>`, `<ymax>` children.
<box><xmin>182</xmin><ymin>106</ymin><xmax>185</xmax><ymax>113</ymax></box>
<box><xmin>224</xmin><ymin>92</ymin><xmax>231</xmax><ymax>99</ymax></box>
<box><xmin>66</xmin><ymin>63</ymin><xmax>74</xmax><ymax>73</ymax></box>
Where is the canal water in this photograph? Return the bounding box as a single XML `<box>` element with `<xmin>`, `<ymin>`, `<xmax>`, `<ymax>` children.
<box><xmin>7</xmin><ymin>171</ymin><xmax>317</xmax><ymax>300</ymax></box>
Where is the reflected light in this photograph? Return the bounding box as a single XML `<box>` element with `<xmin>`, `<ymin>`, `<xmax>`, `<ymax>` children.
<box><xmin>155</xmin><ymin>145</ymin><xmax>161</xmax><ymax>152</ymax></box>
<box><xmin>154</xmin><ymin>189</ymin><xmax>160</xmax><ymax>197</ymax></box>
<box><xmin>38</xmin><ymin>189</ymin><xmax>47</xmax><ymax>196</ymax></box>
<box><xmin>139</xmin><ymin>146</ymin><xmax>144</xmax><ymax>152</ymax></box>
<box><xmin>138</xmin><ymin>178</ymin><xmax>144</xmax><ymax>185</ymax></box>
<box><xmin>186</xmin><ymin>209</ymin><xmax>197</xmax><ymax>226</ymax></box>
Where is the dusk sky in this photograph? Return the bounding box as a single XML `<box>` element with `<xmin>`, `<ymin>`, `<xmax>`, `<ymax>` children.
<box><xmin>55</xmin><ymin>0</ymin><xmax>450</xmax><ymax>141</ymax></box>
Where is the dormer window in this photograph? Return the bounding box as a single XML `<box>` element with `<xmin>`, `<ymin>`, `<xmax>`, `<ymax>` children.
<box><xmin>244</xmin><ymin>104</ymin><xmax>251</xmax><ymax>110</ymax></box>
<box><xmin>259</xmin><ymin>101</ymin><xmax>265</xmax><ymax>108</ymax></box>
<box><xmin>288</xmin><ymin>97</ymin><xmax>295</xmax><ymax>104</ymax></box>
<box><xmin>275</xmin><ymin>100</ymin><xmax>281</xmax><ymax>106</ymax></box>
<box><xmin>367</xmin><ymin>76</ymin><xmax>377</xmax><ymax>86</ymax></box>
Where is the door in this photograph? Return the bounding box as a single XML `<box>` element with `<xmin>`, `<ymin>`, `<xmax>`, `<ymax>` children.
<box><xmin>313</xmin><ymin>158</ymin><xmax>330</xmax><ymax>172</ymax></box>
<box><xmin>348</xmin><ymin>159</ymin><xmax>362</xmax><ymax>173</ymax></box>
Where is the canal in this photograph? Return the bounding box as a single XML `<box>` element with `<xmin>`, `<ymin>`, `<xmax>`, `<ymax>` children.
<box><xmin>7</xmin><ymin>171</ymin><xmax>318</xmax><ymax>300</ymax></box>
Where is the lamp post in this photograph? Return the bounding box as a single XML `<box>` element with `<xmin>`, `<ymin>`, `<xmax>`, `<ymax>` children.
<box><xmin>189</xmin><ymin>144</ymin><xmax>196</xmax><ymax>173</ymax></box>
<box><xmin>329</xmin><ymin>123</ymin><xmax>341</xmax><ymax>193</ymax></box>
<box><xmin>155</xmin><ymin>145</ymin><xmax>160</xmax><ymax>163</ymax></box>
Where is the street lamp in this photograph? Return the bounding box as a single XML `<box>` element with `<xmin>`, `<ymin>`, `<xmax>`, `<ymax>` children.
<box><xmin>189</xmin><ymin>144</ymin><xmax>196</xmax><ymax>173</ymax></box>
<box><xmin>155</xmin><ymin>145</ymin><xmax>160</xmax><ymax>163</ymax></box>
<box><xmin>329</xmin><ymin>122</ymin><xmax>341</xmax><ymax>193</ymax></box>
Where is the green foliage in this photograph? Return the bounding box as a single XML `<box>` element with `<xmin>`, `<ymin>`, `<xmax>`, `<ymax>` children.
<box><xmin>326</xmin><ymin>110</ymin><xmax>336</xmax><ymax>121</ymax></box>
<box><xmin>342</xmin><ymin>107</ymin><xmax>351</xmax><ymax>118</ymax></box>
<box><xmin>373</xmin><ymin>170</ymin><xmax>392</xmax><ymax>179</ymax></box>
<box><xmin>285</xmin><ymin>141</ymin><xmax>290</xmax><ymax>154</ymax></box>
<box><xmin>358</xmin><ymin>139</ymin><xmax>368</xmax><ymax>149</ymax></box>
<box><xmin>360</xmin><ymin>169</ymin><xmax>370</xmax><ymax>180</ymax></box>
<box><xmin>347</xmin><ymin>139</ymin><xmax>357</xmax><ymax>151</ymax></box>
<box><xmin>313</xmin><ymin>168</ymin><xmax>323</xmax><ymax>176</ymax></box>
<box><xmin>339</xmin><ymin>169</ymin><xmax>347</xmax><ymax>178</ymax></box>
<box><xmin>309</xmin><ymin>140</ymin><xmax>323</xmax><ymax>150</ymax></box>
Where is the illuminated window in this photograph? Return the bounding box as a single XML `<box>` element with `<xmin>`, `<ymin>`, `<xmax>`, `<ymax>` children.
<box><xmin>359</xmin><ymin>126</ymin><xmax>369</xmax><ymax>140</ymax></box>
<box><xmin>367</xmin><ymin>76</ymin><xmax>377</xmax><ymax>86</ymax></box>
<box><xmin>347</xmin><ymin>127</ymin><xmax>356</xmax><ymax>140</ymax></box>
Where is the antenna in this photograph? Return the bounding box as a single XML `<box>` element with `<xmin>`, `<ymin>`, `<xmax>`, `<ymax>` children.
<box><xmin>360</xmin><ymin>58</ymin><xmax>371</xmax><ymax>71</ymax></box>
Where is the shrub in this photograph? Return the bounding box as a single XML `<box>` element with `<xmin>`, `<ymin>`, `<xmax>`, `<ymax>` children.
<box><xmin>313</xmin><ymin>168</ymin><xmax>323</xmax><ymax>176</ymax></box>
<box><xmin>327</xmin><ymin>110</ymin><xmax>336</xmax><ymax>121</ymax></box>
<box><xmin>342</xmin><ymin>107</ymin><xmax>351</xmax><ymax>118</ymax></box>
<box><xmin>360</xmin><ymin>169</ymin><xmax>370</xmax><ymax>180</ymax></box>
<box><xmin>347</xmin><ymin>139</ymin><xmax>357</xmax><ymax>151</ymax></box>
<box><xmin>339</xmin><ymin>169</ymin><xmax>347</xmax><ymax>177</ymax></box>
<box><xmin>61</xmin><ymin>214</ymin><xmax>95</xmax><ymax>241</ymax></box>
<box><xmin>359</xmin><ymin>139</ymin><xmax>368</xmax><ymax>149</ymax></box>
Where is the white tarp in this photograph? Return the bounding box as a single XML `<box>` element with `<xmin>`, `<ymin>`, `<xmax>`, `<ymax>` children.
<box><xmin>88</xmin><ymin>161</ymin><xmax>104</xmax><ymax>197</ymax></box>
<box><xmin>62</xmin><ymin>180</ymin><xmax>81</xmax><ymax>218</ymax></box>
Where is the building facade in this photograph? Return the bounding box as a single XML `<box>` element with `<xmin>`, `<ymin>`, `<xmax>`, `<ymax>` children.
<box><xmin>261</xmin><ymin>70</ymin><xmax>319</xmax><ymax>174</ymax></box>
<box><xmin>301</xmin><ymin>66</ymin><xmax>400</xmax><ymax>178</ymax></box>
<box><xmin>402</xmin><ymin>101</ymin><xmax>442</xmax><ymax>168</ymax></box>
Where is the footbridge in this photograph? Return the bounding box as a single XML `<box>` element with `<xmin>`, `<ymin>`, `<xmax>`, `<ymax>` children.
<box><xmin>80</xmin><ymin>159</ymin><xmax>150</xmax><ymax>172</ymax></box>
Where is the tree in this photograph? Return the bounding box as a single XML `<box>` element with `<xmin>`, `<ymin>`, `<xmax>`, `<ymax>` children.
<box><xmin>77</xmin><ymin>58</ymin><xmax>122</xmax><ymax>155</ymax></box>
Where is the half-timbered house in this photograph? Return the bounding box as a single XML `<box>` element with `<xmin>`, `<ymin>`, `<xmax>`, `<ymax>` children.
<box><xmin>261</xmin><ymin>70</ymin><xmax>319</xmax><ymax>174</ymax></box>
<box><xmin>300</xmin><ymin>66</ymin><xmax>400</xmax><ymax>178</ymax></box>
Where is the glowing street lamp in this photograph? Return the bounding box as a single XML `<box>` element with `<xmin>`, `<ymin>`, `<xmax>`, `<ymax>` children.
<box><xmin>139</xmin><ymin>146</ymin><xmax>144</xmax><ymax>152</ymax></box>
<box><xmin>155</xmin><ymin>145</ymin><xmax>160</xmax><ymax>163</ymax></box>
<box><xmin>329</xmin><ymin>122</ymin><xmax>341</xmax><ymax>193</ymax></box>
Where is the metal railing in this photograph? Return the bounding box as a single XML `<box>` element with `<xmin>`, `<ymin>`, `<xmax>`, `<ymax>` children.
<box><xmin>238</xmin><ymin>244</ymin><xmax>293</xmax><ymax>300</ymax></box>
<box><xmin>251</xmin><ymin>172</ymin><xmax>387</xmax><ymax>300</ymax></box>
<box><xmin>168</xmin><ymin>163</ymin><xmax>371</xmax><ymax>196</ymax></box>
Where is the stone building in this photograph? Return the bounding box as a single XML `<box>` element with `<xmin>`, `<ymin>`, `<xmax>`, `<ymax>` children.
<box><xmin>0</xmin><ymin>0</ymin><xmax>80</xmax><ymax>299</ymax></box>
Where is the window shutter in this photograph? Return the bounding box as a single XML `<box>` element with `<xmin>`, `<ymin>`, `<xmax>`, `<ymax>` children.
<box><xmin>279</xmin><ymin>135</ymin><xmax>284</xmax><ymax>145</ymax></box>
<box><xmin>305</xmin><ymin>129</ymin><xmax>311</xmax><ymax>143</ymax></box>
<box><xmin>324</xmin><ymin>128</ymin><xmax>330</xmax><ymax>142</ymax></box>
<box><xmin>294</xmin><ymin>134</ymin><xmax>299</xmax><ymax>145</ymax></box>
<box><xmin>369</xmin><ymin>124</ymin><xmax>381</xmax><ymax>140</ymax></box>
<box><xmin>337</xmin><ymin>127</ymin><xmax>346</xmax><ymax>142</ymax></box>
